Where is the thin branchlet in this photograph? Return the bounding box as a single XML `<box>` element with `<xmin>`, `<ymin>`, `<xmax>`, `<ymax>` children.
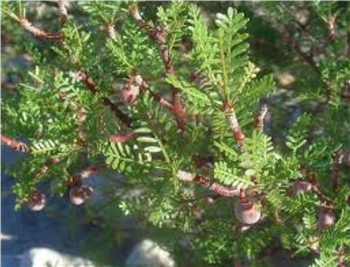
<box><xmin>223</xmin><ymin>101</ymin><xmax>245</xmax><ymax>151</ymax></box>
<box><xmin>67</xmin><ymin>164</ymin><xmax>107</xmax><ymax>186</ymax></box>
<box><xmin>76</xmin><ymin>68</ymin><xmax>132</xmax><ymax>127</ymax></box>
<box><xmin>254</xmin><ymin>104</ymin><xmax>268</xmax><ymax>132</ymax></box>
<box><xmin>176</xmin><ymin>170</ymin><xmax>241</xmax><ymax>197</ymax></box>
<box><xmin>18</xmin><ymin>18</ymin><xmax>65</xmax><ymax>42</ymax></box>
<box><xmin>130</xmin><ymin>4</ymin><xmax>186</xmax><ymax>130</ymax></box>
<box><xmin>1</xmin><ymin>134</ymin><xmax>29</xmax><ymax>153</ymax></box>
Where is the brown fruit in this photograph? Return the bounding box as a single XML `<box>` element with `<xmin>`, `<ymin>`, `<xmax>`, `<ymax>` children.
<box><xmin>121</xmin><ymin>84</ymin><xmax>140</xmax><ymax>104</ymax></box>
<box><xmin>234</xmin><ymin>193</ymin><xmax>261</xmax><ymax>225</ymax></box>
<box><xmin>290</xmin><ymin>180</ymin><xmax>312</xmax><ymax>196</ymax></box>
<box><xmin>27</xmin><ymin>190</ymin><xmax>46</xmax><ymax>211</ymax></box>
<box><xmin>317</xmin><ymin>207</ymin><xmax>335</xmax><ymax>230</ymax></box>
<box><xmin>69</xmin><ymin>186</ymin><xmax>94</xmax><ymax>205</ymax></box>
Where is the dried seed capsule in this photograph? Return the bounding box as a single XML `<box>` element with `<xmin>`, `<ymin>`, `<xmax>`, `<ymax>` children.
<box><xmin>69</xmin><ymin>186</ymin><xmax>94</xmax><ymax>205</ymax></box>
<box><xmin>121</xmin><ymin>84</ymin><xmax>140</xmax><ymax>104</ymax></box>
<box><xmin>234</xmin><ymin>191</ymin><xmax>261</xmax><ymax>225</ymax></box>
<box><xmin>27</xmin><ymin>190</ymin><xmax>46</xmax><ymax>211</ymax></box>
<box><xmin>290</xmin><ymin>180</ymin><xmax>313</xmax><ymax>196</ymax></box>
<box><xmin>317</xmin><ymin>207</ymin><xmax>335</xmax><ymax>230</ymax></box>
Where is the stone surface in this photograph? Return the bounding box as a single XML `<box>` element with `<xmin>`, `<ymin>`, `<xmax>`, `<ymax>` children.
<box><xmin>20</xmin><ymin>248</ymin><xmax>94</xmax><ymax>267</ymax></box>
<box><xmin>125</xmin><ymin>239</ymin><xmax>176</xmax><ymax>267</ymax></box>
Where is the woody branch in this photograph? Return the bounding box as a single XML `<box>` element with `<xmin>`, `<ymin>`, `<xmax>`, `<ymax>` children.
<box><xmin>130</xmin><ymin>5</ymin><xmax>186</xmax><ymax>130</ymax></box>
<box><xmin>76</xmin><ymin>68</ymin><xmax>132</xmax><ymax>128</ymax></box>
<box><xmin>223</xmin><ymin>101</ymin><xmax>245</xmax><ymax>151</ymax></box>
<box><xmin>1</xmin><ymin>134</ymin><xmax>29</xmax><ymax>153</ymax></box>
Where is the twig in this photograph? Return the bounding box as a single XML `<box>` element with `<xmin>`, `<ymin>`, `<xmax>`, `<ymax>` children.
<box><xmin>109</xmin><ymin>131</ymin><xmax>134</xmax><ymax>143</ymax></box>
<box><xmin>176</xmin><ymin>170</ymin><xmax>241</xmax><ymax>197</ymax></box>
<box><xmin>130</xmin><ymin>5</ymin><xmax>186</xmax><ymax>130</ymax></box>
<box><xmin>18</xmin><ymin>18</ymin><xmax>65</xmax><ymax>42</ymax></box>
<box><xmin>309</xmin><ymin>174</ymin><xmax>334</xmax><ymax>208</ymax></box>
<box><xmin>223</xmin><ymin>101</ymin><xmax>245</xmax><ymax>151</ymax></box>
<box><xmin>1</xmin><ymin>134</ymin><xmax>29</xmax><ymax>153</ymax></box>
<box><xmin>136</xmin><ymin>75</ymin><xmax>174</xmax><ymax>110</ymax></box>
<box><xmin>254</xmin><ymin>104</ymin><xmax>268</xmax><ymax>132</ymax></box>
<box><xmin>76</xmin><ymin>68</ymin><xmax>132</xmax><ymax>127</ymax></box>
<box><xmin>67</xmin><ymin>164</ymin><xmax>107</xmax><ymax>186</ymax></box>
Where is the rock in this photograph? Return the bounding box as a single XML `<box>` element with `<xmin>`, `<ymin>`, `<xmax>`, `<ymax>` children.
<box><xmin>20</xmin><ymin>248</ymin><xmax>94</xmax><ymax>267</ymax></box>
<box><xmin>125</xmin><ymin>240</ymin><xmax>176</xmax><ymax>267</ymax></box>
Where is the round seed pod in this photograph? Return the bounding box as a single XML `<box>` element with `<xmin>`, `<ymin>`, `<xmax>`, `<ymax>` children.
<box><xmin>290</xmin><ymin>180</ymin><xmax>313</xmax><ymax>196</ymax></box>
<box><xmin>121</xmin><ymin>84</ymin><xmax>140</xmax><ymax>104</ymax></box>
<box><xmin>27</xmin><ymin>190</ymin><xmax>46</xmax><ymax>211</ymax></box>
<box><xmin>317</xmin><ymin>207</ymin><xmax>335</xmax><ymax>230</ymax></box>
<box><xmin>234</xmin><ymin>191</ymin><xmax>261</xmax><ymax>225</ymax></box>
<box><xmin>69</xmin><ymin>186</ymin><xmax>94</xmax><ymax>206</ymax></box>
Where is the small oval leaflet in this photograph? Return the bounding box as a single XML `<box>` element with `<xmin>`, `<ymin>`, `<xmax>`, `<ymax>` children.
<box><xmin>144</xmin><ymin>146</ymin><xmax>162</xmax><ymax>153</ymax></box>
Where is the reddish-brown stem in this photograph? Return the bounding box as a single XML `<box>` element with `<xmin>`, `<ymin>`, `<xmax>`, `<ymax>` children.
<box><xmin>18</xmin><ymin>18</ymin><xmax>65</xmax><ymax>42</ymax></box>
<box><xmin>223</xmin><ymin>101</ymin><xmax>245</xmax><ymax>151</ymax></box>
<box><xmin>138</xmin><ymin>76</ymin><xmax>174</xmax><ymax>110</ymax></box>
<box><xmin>254</xmin><ymin>104</ymin><xmax>268</xmax><ymax>132</ymax></box>
<box><xmin>109</xmin><ymin>131</ymin><xmax>134</xmax><ymax>143</ymax></box>
<box><xmin>1</xmin><ymin>134</ymin><xmax>29</xmax><ymax>153</ymax></box>
<box><xmin>76</xmin><ymin>68</ymin><xmax>132</xmax><ymax>127</ymax></box>
<box><xmin>67</xmin><ymin>164</ymin><xmax>107</xmax><ymax>186</ymax></box>
<box><xmin>176</xmin><ymin>170</ymin><xmax>241</xmax><ymax>197</ymax></box>
<box><xmin>130</xmin><ymin>5</ymin><xmax>186</xmax><ymax>130</ymax></box>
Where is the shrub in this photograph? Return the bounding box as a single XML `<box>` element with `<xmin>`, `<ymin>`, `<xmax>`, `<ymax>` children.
<box><xmin>1</xmin><ymin>1</ymin><xmax>349</xmax><ymax>266</ymax></box>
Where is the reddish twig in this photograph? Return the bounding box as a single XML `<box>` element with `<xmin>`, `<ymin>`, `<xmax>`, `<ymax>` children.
<box><xmin>176</xmin><ymin>170</ymin><xmax>241</xmax><ymax>197</ymax></box>
<box><xmin>76</xmin><ymin>68</ymin><xmax>132</xmax><ymax>127</ymax></box>
<box><xmin>136</xmin><ymin>75</ymin><xmax>174</xmax><ymax>110</ymax></box>
<box><xmin>130</xmin><ymin>5</ymin><xmax>186</xmax><ymax>130</ymax></box>
<box><xmin>67</xmin><ymin>164</ymin><xmax>107</xmax><ymax>186</ymax></box>
<box><xmin>309</xmin><ymin>173</ymin><xmax>334</xmax><ymax>207</ymax></box>
<box><xmin>109</xmin><ymin>131</ymin><xmax>134</xmax><ymax>143</ymax></box>
<box><xmin>223</xmin><ymin>101</ymin><xmax>245</xmax><ymax>151</ymax></box>
<box><xmin>1</xmin><ymin>134</ymin><xmax>29</xmax><ymax>153</ymax></box>
<box><xmin>18</xmin><ymin>18</ymin><xmax>65</xmax><ymax>42</ymax></box>
<box><xmin>254</xmin><ymin>104</ymin><xmax>268</xmax><ymax>132</ymax></box>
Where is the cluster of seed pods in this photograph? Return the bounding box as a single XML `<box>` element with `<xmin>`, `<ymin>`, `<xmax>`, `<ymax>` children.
<box><xmin>27</xmin><ymin>185</ymin><xmax>94</xmax><ymax>211</ymax></box>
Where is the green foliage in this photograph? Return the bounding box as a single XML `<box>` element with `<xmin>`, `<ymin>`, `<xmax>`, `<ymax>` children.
<box><xmin>1</xmin><ymin>1</ymin><xmax>349</xmax><ymax>266</ymax></box>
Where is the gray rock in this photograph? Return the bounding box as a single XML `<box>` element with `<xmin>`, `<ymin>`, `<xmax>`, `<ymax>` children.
<box><xmin>20</xmin><ymin>248</ymin><xmax>94</xmax><ymax>267</ymax></box>
<box><xmin>125</xmin><ymin>240</ymin><xmax>175</xmax><ymax>267</ymax></box>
